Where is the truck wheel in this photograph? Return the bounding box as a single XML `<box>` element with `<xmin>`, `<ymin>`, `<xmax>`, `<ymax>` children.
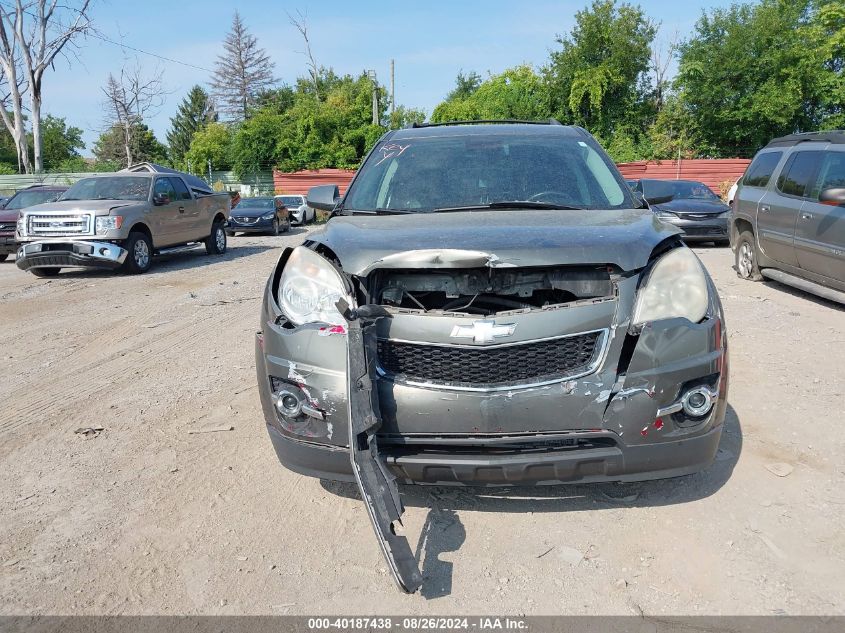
<box><xmin>205</xmin><ymin>220</ymin><xmax>227</xmax><ymax>255</ymax></box>
<box><xmin>736</xmin><ymin>230</ymin><xmax>762</xmax><ymax>281</ymax></box>
<box><xmin>31</xmin><ymin>267</ymin><xmax>61</xmax><ymax>277</ymax></box>
<box><xmin>122</xmin><ymin>231</ymin><xmax>153</xmax><ymax>274</ymax></box>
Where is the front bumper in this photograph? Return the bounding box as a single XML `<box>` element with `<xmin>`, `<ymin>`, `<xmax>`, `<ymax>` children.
<box><xmin>661</xmin><ymin>217</ymin><xmax>728</xmax><ymax>242</ymax></box>
<box><xmin>15</xmin><ymin>240</ymin><xmax>127</xmax><ymax>271</ymax></box>
<box><xmin>0</xmin><ymin>235</ymin><xmax>17</xmax><ymax>255</ymax></box>
<box><xmin>228</xmin><ymin>218</ymin><xmax>274</xmax><ymax>233</ymax></box>
<box><xmin>291</xmin><ymin>209</ymin><xmax>306</xmax><ymax>225</ymax></box>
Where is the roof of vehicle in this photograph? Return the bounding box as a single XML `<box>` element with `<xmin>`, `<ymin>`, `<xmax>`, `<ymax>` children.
<box><xmin>15</xmin><ymin>184</ymin><xmax>69</xmax><ymax>192</ymax></box>
<box><xmin>639</xmin><ymin>178</ymin><xmax>712</xmax><ymax>187</ymax></box>
<box><xmin>388</xmin><ymin>121</ymin><xmax>593</xmax><ymax>141</ymax></box>
<box><xmin>765</xmin><ymin>130</ymin><xmax>845</xmax><ymax>147</ymax></box>
<box><xmin>238</xmin><ymin>196</ymin><xmax>275</xmax><ymax>202</ymax></box>
<box><xmin>119</xmin><ymin>162</ymin><xmax>215</xmax><ymax>194</ymax></box>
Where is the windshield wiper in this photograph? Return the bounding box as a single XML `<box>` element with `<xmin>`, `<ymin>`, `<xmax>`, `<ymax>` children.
<box><xmin>433</xmin><ymin>201</ymin><xmax>584</xmax><ymax>212</ymax></box>
<box><xmin>348</xmin><ymin>208</ymin><xmax>425</xmax><ymax>215</ymax></box>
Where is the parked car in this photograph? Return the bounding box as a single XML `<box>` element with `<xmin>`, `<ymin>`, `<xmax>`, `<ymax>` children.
<box><xmin>15</xmin><ymin>165</ymin><xmax>231</xmax><ymax>277</ymax></box>
<box><xmin>275</xmin><ymin>194</ymin><xmax>315</xmax><ymax>225</ymax></box>
<box><xmin>731</xmin><ymin>131</ymin><xmax>845</xmax><ymax>304</ymax></box>
<box><xmin>227</xmin><ymin>197</ymin><xmax>290</xmax><ymax>236</ymax></box>
<box><xmin>633</xmin><ymin>179</ymin><xmax>730</xmax><ymax>245</ymax></box>
<box><xmin>0</xmin><ymin>185</ymin><xmax>69</xmax><ymax>262</ymax></box>
<box><xmin>255</xmin><ymin>121</ymin><xmax>729</xmax><ymax>592</ymax></box>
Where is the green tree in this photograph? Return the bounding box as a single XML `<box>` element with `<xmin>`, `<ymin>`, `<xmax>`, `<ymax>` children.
<box><xmin>544</xmin><ymin>0</ymin><xmax>656</xmax><ymax>140</ymax></box>
<box><xmin>673</xmin><ymin>0</ymin><xmax>845</xmax><ymax>157</ymax></box>
<box><xmin>389</xmin><ymin>105</ymin><xmax>426</xmax><ymax>129</ymax></box>
<box><xmin>93</xmin><ymin>123</ymin><xmax>167</xmax><ymax>165</ymax></box>
<box><xmin>445</xmin><ymin>70</ymin><xmax>482</xmax><ymax>101</ymax></box>
<box><xmin>167</xmin><ymin>86</ymin><xmax>216</xmax><ymax>169</ymax></box>
<box><xmin>186</xmin><ymin>122</ymin><xmax>234</xmax><ymax>172</ymax></box>
<box><xmin>431</xmin><ymin>66</ymin><xmax>549</xmax><ymax>123</ymax></box>
<box><xmin>39</xmin><ymin>115</ymin><xmax>85</xmax><ymax>171</ymax></box>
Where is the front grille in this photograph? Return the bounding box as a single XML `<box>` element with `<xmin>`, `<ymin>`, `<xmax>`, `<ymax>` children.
<box><xmin>28</xmin><ymin>214</ymin><xmax>90</xmax><ymax>236</ymax></box>
<box><xmin>232</xmin><ymin>216</ymin><xmax>260</xmax><ymax>224</ymax></box>
<box><xmin>683</xmin><ymin>226</ymin><xmax>726</xmax><ymax>236</ymax></box>
<box><xmin>377</xmin><ymin>331</ymin><xmax>602</xmax><ymax>388</ymax></box>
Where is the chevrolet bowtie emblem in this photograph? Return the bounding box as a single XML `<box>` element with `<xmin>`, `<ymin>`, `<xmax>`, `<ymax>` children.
<box><xmin>450</xmin><ymin>319</ymin><xmax>517</xmax><ymax>344</ymax></box>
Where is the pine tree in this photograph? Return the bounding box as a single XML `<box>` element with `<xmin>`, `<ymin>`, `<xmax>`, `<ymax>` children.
<box><xmin>167</xmin><ymin>86</ymin><xmax>216</xmax><ymax>169</ymax></box>
<box><xmin>211</xmin><ymin>12</ymin><xmax>276</xmax><ymax>120</ymax></box>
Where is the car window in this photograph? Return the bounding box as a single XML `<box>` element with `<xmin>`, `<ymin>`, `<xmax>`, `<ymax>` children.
<box><xmin>169</xmin><ymin>177</ymin><xmax>192</xmax><ymax>201</ymax></box>
<box><xmin>239</xmin><ymin>199</ymin><xmax>274</xmax><ymax>209</ymax></box>
<box><xmin>63</xmin><ymin>177</ymin><xmax>150</xmax><ymax>201</ymax></box>
<box><xmin>669</xmin><ymin>181</ymin><xmax>720</xmax><ymax>200</ymax></box>
<box><xmin>345</xmin><ymin>132</ymin><xmax>630</xmax><ymax>212</ymax></box>
<box><xmin>154</xmin><ymin>178</ymin><xmax>177</xmax><ymax>202</ymax></box>
<box><xmin>4</xmin><ymin>189</ymin><xmax>61</xmax><ymax>209</ymax></box>
<box><xmin>776</xmin><ymin>151</ymin><xmax>823</xmax><ymax>198</ymax></box>
<box><xmin>278</xmin><ymin>196</ymin><xmax>303</xmax><ymax>206</ymax></box>
<box><xmin>807</xmin><ymin>152</ymin><xmax>845</xmax><ymax>200</ymax></box>
<box><xmin>743</xmin><ymin>151</ymin><xmax>783</xmax><ymax>187</ymax></box>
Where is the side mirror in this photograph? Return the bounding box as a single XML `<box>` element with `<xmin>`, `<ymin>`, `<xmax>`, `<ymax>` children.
<box><xmin>819</xmin><ymin>187</ymin><xmax>845</xmax><ymax>206</ymax></box>
<box><xmin>641</xmin><ymin>180</ymin><xmax>675</xmax><ymax>207</ymax></box>
<box><xmin>153</xmin><ymin>193</ymin><xmax>169</xmax><ymax>206</ymax></box>
<box><xmin>306</xmin><ymin>184</ymin><xmax>340</xmax><ymax>211</ymax></box>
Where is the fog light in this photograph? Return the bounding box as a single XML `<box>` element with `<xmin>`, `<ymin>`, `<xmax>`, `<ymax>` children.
<box><xmin>274</xmin><ymin>389</ymin><xmax>302</xmax><ymax>417</ymax></box>
<box><xmin>681</xmin><ymin>387</ymin><xmax>715</xmax><ymax>417</ymax></box>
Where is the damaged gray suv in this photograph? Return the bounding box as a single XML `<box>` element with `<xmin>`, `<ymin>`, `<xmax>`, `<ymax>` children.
<box><xmin>255</xmin><ymin>121</ymin><xmax>729</xmax><ymax>593</ymax></box>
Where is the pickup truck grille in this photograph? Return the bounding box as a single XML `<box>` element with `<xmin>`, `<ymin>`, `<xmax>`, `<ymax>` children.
<box><xmin>377</xmin><ymin>330</ymin><xmax>603</xmax><ymax>389</ymax></box>
<box><xmin>28</xmin><ymin>214</ymin><xmax>91</xmax><ymax>236</ymax></box>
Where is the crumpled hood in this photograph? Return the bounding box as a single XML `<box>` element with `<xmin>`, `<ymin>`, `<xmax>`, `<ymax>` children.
<box><xmin>19</xmin><ymin>199</ymin><xmax>139</xmax><ymax>216</ymax></box>
<box><xmin>311</xmin><ymin>209</ymin><xmax>681</xmax><ymax>274</ymax></box>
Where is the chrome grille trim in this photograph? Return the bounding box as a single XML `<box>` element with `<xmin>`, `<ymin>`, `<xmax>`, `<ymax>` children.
<box><xmin>27</xmin><ymin>214</ymin><xmax>92</xmax><ymax>236</ymax></box>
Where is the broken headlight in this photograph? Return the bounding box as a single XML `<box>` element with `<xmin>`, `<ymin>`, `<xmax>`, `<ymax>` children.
<box><xmin>278</xmin><ymin>246</ymin><xmax>348</xmax><ymax>326</ymax></box>
<box><xmin>631</xmin><ymin>247</ymin><xmax>709</xmax><ymax>327</ymax></box>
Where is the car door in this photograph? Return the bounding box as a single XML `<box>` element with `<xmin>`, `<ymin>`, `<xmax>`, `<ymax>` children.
<box><xmin>736</xmin><ymin>150</ymin><xmax>782</xmax><ymax>249</ymax></box>
<box><xmin>755</xmin><ymin>151</ymin><xmax>813</xmax><ymax>266</ymax></box>
<box><xmin>151</xmin><ymin>177</ymin><xmax>182</xmax><ymax>247</ymax></box>
<box><xmin>794</xmin><ymin>149</ymin><xmax>845</xmax><ymax>282</ymax></box>
<box><xmin>169</xmin><ymin>177</ymin><xmax>200</xmax><ymax>241</ymax></box>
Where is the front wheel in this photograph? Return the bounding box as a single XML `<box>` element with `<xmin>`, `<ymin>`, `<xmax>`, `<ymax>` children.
<box><xmin>205</xmin><ymin>220</ymin><xmax>227</xmax><ymax>255</ymax></box>
<box><xmin>122</xmin><ymin>231</ymin><xmax>153</xmax><ymax>274</ymax></box>
<box><xmin>31</xmin><ymin>267</ymin><xmax>61</xmax><ymax>277</ymax></box>
<box><xmin>735</xmin><ymin>230</ymin><xmax>762</xmax><ymax>281</ymax></box>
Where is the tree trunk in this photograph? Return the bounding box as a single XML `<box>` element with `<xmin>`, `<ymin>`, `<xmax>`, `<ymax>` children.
<box><xmin>31</xmin><ymin>91</ymin><xmax>43</xmax><ymax>173</ymax></box>
<box><xmin>123</xmin><ymin>121</ymin><xmax>132</xmax><ymax>167</ymax></box>
<box><xmin>12</xmin><ymin>107</ymin><xmax>30</xmax><ymax>174</ymax></box>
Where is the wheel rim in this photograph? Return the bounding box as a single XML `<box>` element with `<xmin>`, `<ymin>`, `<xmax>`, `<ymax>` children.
<box><xmin>134</xmin><ymin>239</ymin><xmax>150</xmax><ymax>268</ymax></box>
<box><xmin>738</xmin><ymin>241</ymin><xmax>753</xmax><ymax>277</ymax></box>
<box><xmin>216</xmin><ymin>227</ymin><xmax>226</xmax><ymax>251</ymax></box>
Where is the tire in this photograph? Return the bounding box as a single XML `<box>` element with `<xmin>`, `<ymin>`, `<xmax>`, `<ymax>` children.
<box><xmin>716</xmin><ymin>239</ymin><xmax>730</xmax><ymax>247</ymax></box>
<box><xmin>122</xmin><ymin>231</ymin><xmax>153</xmax><ymax>274</ymax></box>
<box><xmin>225</xmin><ymin>230</ymin><xmax>236</xmax><ymax>237</ymax></box>
<box><xmin>0</xmin><ymin>253</ymin><xmax>7</xmax><ymax>262</ymax></box>
<box><xmin>735</xmin><ymin>230</ymin><xmax>763</xmax><ymax>281</ymax></box>
<box><xmin>31</xmin><ymin>267</ymin><xmax>61</xmax><ymax>277</ymax></box>
<box><xmin>205</xmin><ymin>220</ymin><xmax>227</xmax><ymax>255</ymax></box>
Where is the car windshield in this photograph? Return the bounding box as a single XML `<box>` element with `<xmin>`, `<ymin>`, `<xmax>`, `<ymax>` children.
<box><xmin>343</xmin><ymin>131</ymin><xmax>631</xmax><ymax>212</ymax></box>
<box><xmin>238</xmin><ymin>199</ymin><xmax>274</xmax><ymax>209</ymax></box>
<box><xmin>62</xmin><ymin>177</ymin><xmax>150</xmax><ymax>201</ymax></box>
<box><xmin>278</xmin><ymin>196</ymin><xmax>303</xmax><ymax>206</ymax></box>
<box><xmin>4</xmin><ymin>189</ymin><xmax>62</xmax><ymax>209</ymax></box>
<box><xmin>669</xmin><ymin>181</ymin><xmax>720</xmax><ymax>200</ymax></box>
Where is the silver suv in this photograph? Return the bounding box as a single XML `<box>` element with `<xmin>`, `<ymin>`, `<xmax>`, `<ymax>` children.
<box><xmin>731</xmin><ymin>131</ymin><xmax>845</xmax><ymax>303</ymax></box>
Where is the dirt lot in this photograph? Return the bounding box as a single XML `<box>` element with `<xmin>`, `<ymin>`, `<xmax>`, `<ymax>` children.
<box><xmin>1</xmin><ymin>230</ymin><xmax>843</xmax><ymax>616</ymax></box>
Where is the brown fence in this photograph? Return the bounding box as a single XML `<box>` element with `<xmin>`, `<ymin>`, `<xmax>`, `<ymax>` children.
<box><xmin>274</xmin><ymin>159</ymin><xmax>752</xmax><ymax>198</ymax></box>
<box><xmin>616</xmin><ymin>159</ymin><xmax>751</xmax><ymax>192</ymax></box>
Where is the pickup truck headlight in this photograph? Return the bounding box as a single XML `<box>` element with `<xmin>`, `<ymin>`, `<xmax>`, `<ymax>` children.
<box><xmin>261</xmin><ymin>212</ymin><xmax>275</xmax><ymax>220</ymax></box>
<box><xmin>631</xmin><ymin>248</ymin><xmax>709</xmax><ymax>327</ymax></box>
<box><xmin>17</xmin><ymin>216</ymin><xmax>25</xmax><ymax>236</ymax></box>
<box><xmin>278</xmin><ymin>246</ymin><xmax>349</xmax><ymax>326</ymax></box>
<box><xmin>95</xmin><ymin>216</ymin><xmax>123</xmax><ymax>233</ymax></box>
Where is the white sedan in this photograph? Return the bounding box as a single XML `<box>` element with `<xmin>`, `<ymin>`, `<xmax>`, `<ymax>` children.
<box><xmin>275</xmin><ymin>195</ymin><xmax>316</xmax><ymax>225</ymax></box>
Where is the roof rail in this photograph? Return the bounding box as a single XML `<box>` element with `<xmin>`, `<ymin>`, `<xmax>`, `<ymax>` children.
<box><xmin>766</xmin><ymin>130</ymin><xmax>845</xmax><ymax>147</ymax></box>
<box><xmin>407</xmin><ymin>119</ymin><xmax>563</xmax><ymax>129</ymax></box>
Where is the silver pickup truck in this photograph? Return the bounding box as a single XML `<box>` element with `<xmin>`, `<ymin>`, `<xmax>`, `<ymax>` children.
<box><xmin>15</xmin><ymin>165</ymin><xmax>231</xmax><ymax>276</ymax></box>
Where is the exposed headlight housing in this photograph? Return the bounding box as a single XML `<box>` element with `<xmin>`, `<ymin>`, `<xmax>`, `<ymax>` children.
<box><xmin>632</xmin><ymin>247</ymin><xmax>709</xmax><ymax>327</ymax></box>
<box><xmin>278</xmin><ymin>246</ymin><xmax>350</xmax><ymax>326</ymax></box>
<box><xmin>261</xmin><ymin>212</ymin><xmax>275</xmax><ymax>220</ymax></box>
<box><xmin>655</xmin><ymin>209</ymin><xmax>677</xmax><ymax>218</ymax></box>
<box><xmin>95</xmin><ymin>215</ymin><xmax>123</xmax><ymax>233</ymax></box>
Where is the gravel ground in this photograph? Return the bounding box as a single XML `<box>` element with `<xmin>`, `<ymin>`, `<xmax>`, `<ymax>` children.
<box><xmin>0</xmin><ymin>231</ymin><xmax>843</xmax><ymax>615</ymax></box>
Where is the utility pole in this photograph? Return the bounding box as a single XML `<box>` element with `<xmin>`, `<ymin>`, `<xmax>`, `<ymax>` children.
<box><xmin>390</xmin><ymin>59</ymin><xmax>395</xmax><ymax>117</ymax></box>
<box><xmin>367</xmin><ymin>69</ymin><xmax>378</xmax><ymax>125</ymax></box>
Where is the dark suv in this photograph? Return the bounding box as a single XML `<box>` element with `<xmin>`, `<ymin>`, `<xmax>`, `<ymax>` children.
<box><xmin>731</xmin><ymin>131</ymin><xmax>845</xmax><ymax>304</ymax></box>
<box><xmin>0</xmin><ymin>185</ymin><xmax>68</xmax><ymax>262</ymax></box>
<box><xmin>255</xmin><ymin>121</ymin><xmax>729</xmax><ymax>592</ymax></box>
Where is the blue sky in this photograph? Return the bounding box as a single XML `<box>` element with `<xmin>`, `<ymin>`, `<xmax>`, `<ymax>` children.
<box><xmin>41</xmin><ymin>0</ymin><xmax>737</xmax><ymax>155</ymax></box>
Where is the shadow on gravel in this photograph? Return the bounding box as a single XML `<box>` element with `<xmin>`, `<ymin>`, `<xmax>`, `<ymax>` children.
<box><xmin>321</xmin><ymin>404</ymin><xmax>742</xmax><ymax>597</ymax></box>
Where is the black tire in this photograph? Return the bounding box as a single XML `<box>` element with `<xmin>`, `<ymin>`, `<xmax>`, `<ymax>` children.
<box><xmin>205</xmin><ymin>220</ymin><xmax>227</xmax><ymax>255</ymax></box>
<box><xmin>225</xmin><ymin>230</ymin><xmax>236</xmax><ymax>237</ymax></box>
<box><xmin>122</xmin><ymin>231</ymin><xmax>153</xmax><ymax>274</ymax></box>
<box><xmin>31</xmin><ymin>267</ymin><xmax>61</xmax><ymax>277</ymax></box>
<box><xmin>716</xmin><ymin>239</ymin><xmax>730</xmax><ymax>247</ymax></box>
<box><xmin>735</xmin><ymin>230</ymin><xmax>763</xmax><ymax>281</ymax></box>
<box><xmin>0</xmin><ymin>253</ymin><xmax>7</xmax><ymax>262</ymax></box>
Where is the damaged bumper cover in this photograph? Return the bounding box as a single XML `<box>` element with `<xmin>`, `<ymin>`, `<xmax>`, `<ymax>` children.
<box><xmin>16</xmin><ymin>240</ymin><xmax>128</xmax><ymax>270</ymax></box>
